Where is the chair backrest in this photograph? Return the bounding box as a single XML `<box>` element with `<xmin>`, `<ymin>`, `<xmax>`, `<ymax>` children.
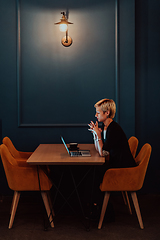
<box><xmin>128</xmin><ymin>136</ymin><xmax>139</xmax><ymax>158</ymax></box>
<box><xmin>134</xmin><ymin>143</ymin><xmax>152</xmax><ymax>189</ymax></box>
<box><xmin>2</xmin><ymin>137</ymin><xmax>21</xmax><ymax>158</ymax></box>
<box><xmin>0</xmin><ymin>144</ymin><xmax>18</xmax><ymax>166</ymax></box>
<box><xmin>0</xmin><ymin>144</ymin><xmax>19</xmax><ymax>190</ymax></box>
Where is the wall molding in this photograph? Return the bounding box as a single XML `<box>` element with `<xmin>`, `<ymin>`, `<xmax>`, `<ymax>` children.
<box><xmin>115</xmin><ymin>0</ymin><xmax>120</xmax><ymax>123</ymax></box>
<box><xmin>16</xmin><ymin>0</ymin><xmax>119</xmax><ymax>127</ymax></box>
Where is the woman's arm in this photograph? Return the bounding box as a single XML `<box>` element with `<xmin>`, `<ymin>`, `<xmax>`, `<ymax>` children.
<box><xmin>92</xmin><ymin>132</ymin><xmax>99</xmax><ymax>151</ymax></box>
<box><xmin>88</xmin><ymin>128</ymin><xmax>99</xmax><ymax>151</ymax></box>
<box><xmin>95</xmin><ymin>138</ymin><xmax>104</xmax><ymax>156</ymax></box>
<box><xmin>88</xmin><ymin>121</ymin><xmax>104</xmax><ymax>156</ymax></box>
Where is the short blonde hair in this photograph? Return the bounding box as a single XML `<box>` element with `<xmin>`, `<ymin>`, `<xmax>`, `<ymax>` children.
<box><xmin>94</xmin><ymin>99</ymin><xmax>116</xmax><ymax>119</ymax></box>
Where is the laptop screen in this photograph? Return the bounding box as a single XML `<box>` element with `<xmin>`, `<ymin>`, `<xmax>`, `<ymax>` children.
<box><xmin>61</xmin><ymin>136</ymin><xmax>70</xmax><ymax>154</ymax></box>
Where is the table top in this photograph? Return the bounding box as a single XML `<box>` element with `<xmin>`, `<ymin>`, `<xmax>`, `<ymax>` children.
<box><xmin>27</xmin><ymin>144</ymin><xmax>105</xmax><ymax>165</ymax></box>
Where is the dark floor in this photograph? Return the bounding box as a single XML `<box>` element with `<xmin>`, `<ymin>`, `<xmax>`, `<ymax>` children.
<box><xmin>0</xmin><ymin>193</ymin><xmax>160</xmax><ymax>240</ymax></box>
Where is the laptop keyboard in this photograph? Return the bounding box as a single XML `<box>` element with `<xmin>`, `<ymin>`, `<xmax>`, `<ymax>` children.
<box><xmin>71</xmin><ymin>151</ymin><xmax>82</xmax><ymax>156</ymax></box>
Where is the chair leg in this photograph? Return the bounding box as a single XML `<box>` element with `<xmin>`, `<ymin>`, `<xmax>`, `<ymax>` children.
<box><xmin>98</xmin><ymin>192</ymin><xmax>110</xmax><ymax>229</ymax></box>
<box><xmin>47</xmin><ymin>191</ymin><xmax>55</xmax><ymax>217</ymax></box>
<box><xmin>122</xmin><ymin>191</ymin><xmax>132</xmax><ymax>214</ymax></box>
<box><xmin>131</xmin><ymin>192</ymin><xmax>144</xmax><ymax>229</ymax></box>
<box><xmin>122</xmin><ymin>191</ymin><xmax>127</xmax><ymax>205</ymax></box>
<box><xmin>9</xmin><ymin>191</ymin><xmax>21</xmax><ymax>229</ymax></box>
<box><xmin>41</xmin><ymin>191</ymin><xmax>54</xmax><ymax>228</ymax></box>
<box><xmin>125</xmin><ymin>191</ymin><xmax>132</xmax><ymax>215</ymax></box>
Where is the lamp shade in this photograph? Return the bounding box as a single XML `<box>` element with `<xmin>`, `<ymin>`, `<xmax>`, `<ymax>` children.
<box><xmin>59</xmin><ymin>23</ymin><xmax>68</xmax><ymax>32</ymax></box>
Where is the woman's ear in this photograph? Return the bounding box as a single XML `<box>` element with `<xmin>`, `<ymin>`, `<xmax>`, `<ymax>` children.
<box><xmin>105</xmin><ymin>110</ymin><xmax>110</xmax><ymax>118</ymax></box>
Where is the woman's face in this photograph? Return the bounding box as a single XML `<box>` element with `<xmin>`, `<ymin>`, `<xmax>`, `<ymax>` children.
<box><xmin>95</xmin><ymin>106</ymin><xmax>108</xmax><ymax>123</ymax></box>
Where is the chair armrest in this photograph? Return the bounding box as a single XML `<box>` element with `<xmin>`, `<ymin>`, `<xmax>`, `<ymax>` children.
<box><xmin>19</xmin><ymin>151</ymin><xmax>33</xmax><ymax>158</ymax></box>
<box><xmin>16</xmin><ymin>158</ymin><xmax>29</xmax><ymax>167</ymax></box>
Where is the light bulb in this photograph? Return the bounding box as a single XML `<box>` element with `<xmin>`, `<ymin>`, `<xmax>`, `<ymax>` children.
<box><xmin>59</xmin><ymin>24</ymin><xmax>68</xmax><ymax>32</ymax></box>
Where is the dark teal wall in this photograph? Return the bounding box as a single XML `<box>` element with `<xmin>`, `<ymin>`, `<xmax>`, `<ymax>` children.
<box><xmin>0</xmin><ymin>0</ymin><xmax>135</xmax><ymax>146</ymax></box>
<box><xmin>0</xmin><ymin>0</ymin><xmax>160</xmax><ymax>194</ymax></box>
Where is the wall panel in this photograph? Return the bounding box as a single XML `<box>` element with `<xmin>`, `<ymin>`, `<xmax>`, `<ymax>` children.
<box><xmin>17</xmin><ymin>0</ymin><xmax>116</xmax><ymax>126</ymax></box>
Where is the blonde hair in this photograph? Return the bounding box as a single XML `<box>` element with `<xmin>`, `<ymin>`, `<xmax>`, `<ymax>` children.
<box><xmin>94</xmin><ymin>99</ymin><xmax>116</xmax><ymax>119</ymax></box>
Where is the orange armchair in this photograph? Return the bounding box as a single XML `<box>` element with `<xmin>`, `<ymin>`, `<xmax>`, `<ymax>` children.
<box><xmin>0</xmin><ymin>144</ymin><xmax>54</xmax><ymax>229</ymax></box>
<box><xmin>98</xmin><ymin>143</ymin><xmax>152</xmax><ymax>229</ymax></box>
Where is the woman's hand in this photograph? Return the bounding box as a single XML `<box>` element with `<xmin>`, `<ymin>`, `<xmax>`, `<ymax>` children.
<box><xmin>88</xmin><ymin>121</ymin><xmax>102</xmax><ymax>138</ymax></box>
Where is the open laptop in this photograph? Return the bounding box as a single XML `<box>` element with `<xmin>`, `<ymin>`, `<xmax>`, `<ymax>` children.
<box><xmin>61</xmin><ymin>136</ymin><xmax>91</xmax><ymax>157</ymax></box>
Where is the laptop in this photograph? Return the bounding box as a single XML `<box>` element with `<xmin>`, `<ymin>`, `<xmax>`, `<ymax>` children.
<box><xmin>61</xmin><ymin>136</ymin><xmax>91</xmax><ymax>157</ymax></box>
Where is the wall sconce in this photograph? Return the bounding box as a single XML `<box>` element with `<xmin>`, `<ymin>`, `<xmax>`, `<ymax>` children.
<box><xmin>55</xmin><ymin>12</ymin><xmax>73</xmax><ymax>47</ymax></box>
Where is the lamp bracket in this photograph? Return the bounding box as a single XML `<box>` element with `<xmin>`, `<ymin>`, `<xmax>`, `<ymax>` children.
<box><xmin>61</xmin><ymin>36</ymin><xmax>72</xmax><ymax>47</ymax></box>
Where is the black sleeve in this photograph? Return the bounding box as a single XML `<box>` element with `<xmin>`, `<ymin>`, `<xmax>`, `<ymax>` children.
<box><xmin>102</xmin><ymin>122</ymin><xmax>125</xmax><ymax>152</ymax></box>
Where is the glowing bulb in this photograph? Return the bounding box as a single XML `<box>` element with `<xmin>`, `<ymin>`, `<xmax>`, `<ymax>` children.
<box><xmin>59</xmin><ymin>24</ymin><xmax>68</xmax><ymax>32</ymax></box>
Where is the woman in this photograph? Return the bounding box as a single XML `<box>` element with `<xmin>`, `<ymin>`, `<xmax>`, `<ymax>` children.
<box><xmin>88</xmin><ymin>99</ymin><xmax>136</xmax><ymax>219</ymax></box>
<box><xmin>88</xmin><ymin>98</ymin><xmax>136</xmax><ymax>169</ymax></box>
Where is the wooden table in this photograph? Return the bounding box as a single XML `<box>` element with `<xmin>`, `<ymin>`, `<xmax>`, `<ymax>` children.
<box><xmin>27</xmin><ymin>144</ymin><xmax>105</xmax><ymax>165</ymax></box>
<box><xmin>27</xmin><ymin>143</ymin><xmax>105</xmax><ymax>230</ymax></box>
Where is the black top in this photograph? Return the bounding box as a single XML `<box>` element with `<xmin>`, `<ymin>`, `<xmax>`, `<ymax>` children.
<box><xmin>102</xmin><ymin>121</ymin><xmax>136</xmax><ymax>168</ymax></box>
